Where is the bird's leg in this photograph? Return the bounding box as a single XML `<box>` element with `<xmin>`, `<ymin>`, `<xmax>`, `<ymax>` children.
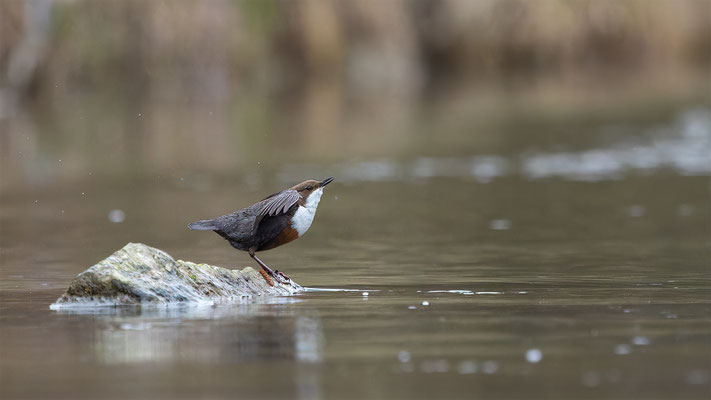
<box><xmin>249</xmin><ymin>249</ymin><xmax>290</xmax><ymax>285</ymax></box>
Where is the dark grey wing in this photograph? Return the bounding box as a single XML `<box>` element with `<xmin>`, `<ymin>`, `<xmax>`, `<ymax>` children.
<box><xmin>252</xmin><ymin>189</ymin><xmax>300</xmax><ymax>232</ymax></box>
<box><xmin>258</xmin><ymin>190</ymin><xmax>300</xmax><ymax>217</ymax></box>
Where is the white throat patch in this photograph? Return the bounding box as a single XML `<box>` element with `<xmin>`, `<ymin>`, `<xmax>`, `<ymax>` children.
<box><xmin>291</xmin><ymin>187</ymin><xmax>323</xmax><ymax>236</ymax></box>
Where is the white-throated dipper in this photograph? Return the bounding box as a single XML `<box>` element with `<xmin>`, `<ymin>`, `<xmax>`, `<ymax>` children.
<box><xmin>188</xmin><ymin>177</ymin><xmax>333</xmax><ymax>286</ymax></box>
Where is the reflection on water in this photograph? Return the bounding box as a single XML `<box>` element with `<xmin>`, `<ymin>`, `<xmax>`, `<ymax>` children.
<box><xmin>277</xmin><ymin>108</ymin><xmax>711</xmax><ymax>185</ymax></box>
<box><xmin>69</xmin><ymin>305</ymin><xmax>323</xmax><ymax>365</ymax></box>
<box><xmin>52</xmin><ymin>300</ymin><xmax>325</xmax><ymax>366</ymax></box>
<box><xmin>521</xmin><ymin>109</ymin><xmax>711</xmax><ymax>180</ymax></box>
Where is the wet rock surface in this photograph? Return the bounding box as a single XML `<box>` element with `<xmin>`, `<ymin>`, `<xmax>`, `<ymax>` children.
<box><xmin>51</xmin><ymin>243</ymin><xmax>302</xmax><ymax>307</ymax></box>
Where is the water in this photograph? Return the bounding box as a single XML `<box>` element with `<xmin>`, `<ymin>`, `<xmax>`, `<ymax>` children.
<box><xmin>1</xmin><ymin>109</ymin><xmax>710</xmax><ymax>399</ymax></box>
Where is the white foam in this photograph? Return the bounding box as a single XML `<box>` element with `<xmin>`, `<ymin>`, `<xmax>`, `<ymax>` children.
<box><xmin>427</xmin><ymin>290</ymin><xmax>475</xmax><ymax>295</ymax></box>
<box><xmin>427</xmin><ymin>290</ymin><xmax>502</xmax><ymax>295</ymax></box>
<box><xmin>304</xmin><ymin>287</ymin><xmax>365</xmax><ymax>292</ymax></box>
<box><xmin>47</xmin><ymin>294</ymin><xmax>300</xmax><ymax>310</ymax></box>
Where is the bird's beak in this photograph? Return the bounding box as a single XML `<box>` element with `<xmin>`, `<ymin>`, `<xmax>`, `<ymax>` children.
<box><xmin>321</xmin><ymin>177</ymin><xmax>334</xmax><ymax>187</ymax></box>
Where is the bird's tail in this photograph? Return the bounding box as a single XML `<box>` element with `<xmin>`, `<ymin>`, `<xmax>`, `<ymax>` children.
<box><xmin>188</xmin><ymin>219</ymin><xmax>218</xmax><ymax>230</ymax></box>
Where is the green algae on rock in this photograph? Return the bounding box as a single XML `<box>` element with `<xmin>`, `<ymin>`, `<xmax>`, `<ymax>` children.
<box><xmin>50</xmin><ymin>243</ymin><xmax>302</xmax><ymax>308</ymax></box>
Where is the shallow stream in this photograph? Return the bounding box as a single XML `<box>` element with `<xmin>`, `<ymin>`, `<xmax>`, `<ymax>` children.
<box><xmin>1</xmin><ymin>108</ymin><xmax>709</xmax><ymax>399</ymax></box>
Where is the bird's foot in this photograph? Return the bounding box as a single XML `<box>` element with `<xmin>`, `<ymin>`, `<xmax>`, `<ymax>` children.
<box><xmin>274</xmin><ymin>270</ymin><xmax>291</xmax><ymax>283</ymax></box>
<box><xmin>251</xmin><ymin>252</ymin><xmax>290</xmax><ymax>286</ymax></box>
<box><xmin>258</xmin><ymin>268</ymin><xmax>290</xmax><ymax>286</ymax></box>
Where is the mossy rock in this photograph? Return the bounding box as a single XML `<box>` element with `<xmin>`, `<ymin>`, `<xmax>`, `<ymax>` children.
<box><xmin>51</xmin><ymin>243</ymin><xmax>302</xmax><ymax>307</ymax></box>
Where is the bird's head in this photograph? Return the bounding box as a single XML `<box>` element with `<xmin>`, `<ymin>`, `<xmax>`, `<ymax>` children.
<box><xmin>291</xmin><ymin>177</ymin><xmax>334</xmax><ymax>204</ymax></box>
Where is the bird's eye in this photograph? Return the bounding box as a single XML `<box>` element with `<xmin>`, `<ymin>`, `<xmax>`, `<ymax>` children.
<box><xmin>305</xmin><ymin>186</ymin><xmax>313</xmax><ymax>191</ymax></box>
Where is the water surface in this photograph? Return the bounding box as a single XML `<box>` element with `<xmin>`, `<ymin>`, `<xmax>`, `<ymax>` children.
<box><xmin>1</xmin><ymin>110</ymin><xmax>710</xmax><ymax>399</ymax></box>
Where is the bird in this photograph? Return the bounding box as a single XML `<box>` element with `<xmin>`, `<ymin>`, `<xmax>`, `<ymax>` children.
<box><xmin>188</xmin><ymin>177</ymin><xmax>334</xmax><ymax>286</ymax></box>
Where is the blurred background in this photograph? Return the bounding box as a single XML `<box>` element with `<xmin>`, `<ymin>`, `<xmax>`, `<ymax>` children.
<box><xmin>1</xmin><ymin>1</ymin><xmax>710</xmax><ymax>399</ymax></box>
<box><xmin>1</xmin><ymin>0</ymin><xmax>710</xmax><ymax>188</ymax></box>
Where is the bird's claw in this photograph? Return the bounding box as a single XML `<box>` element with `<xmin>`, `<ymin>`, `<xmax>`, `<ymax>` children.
<box><xmin>272</xmin><ymin>270</ymin><xmax>291</xmax><ymax>285</ymax></box>
<box><xmin>274</xmin><ymin>270</ymin><xmax>291</xmax><ymax>281</ymax></box>
<box><xmin>258</xmin><ymin>269</ymin><xmax>290</xmax><ymax>286</ymax></box>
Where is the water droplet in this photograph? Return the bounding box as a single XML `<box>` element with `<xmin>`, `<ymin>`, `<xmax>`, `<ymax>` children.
<box><xmin>362</xmin><ymin>292</ymin><xmax>369</xmax><ymax>297</ymax></box>
<box><xmin>81</xmin><ymin>192</ymin><xmax>85</xmax><ymax>196</ymax></box>
<box><xmin>526</xmin><ymin>348</ymin><xmax>542</xmax><ymax>363</ymax></box>
<box><xmin>614</xmin><ymin>344</ymin><xmax>631</xmax><ymax>355</ymax></box>
<box><xmin>421</xmin><ymin>301</ymin><xmax>430</xmax><ymax>306</ymax></box>
<box><xmin>408</xmin><ymin>306</ymin><xmax>417</xmax><ymax>310</ymax></box>
<box><xmin>489</xmin><ymin>219</ymin><xmax>511</xmax><ymax>230</ymax></box>
<box><xmin>108</xmin><ymin>209</ymin><xmax>126</xmax><ymax>223</ymax></box>
<box><xmin>397</xmin><ymin>351</ymin><xmax>411</xmax><ymax>363</ymax></box>
<box><xmin>632</xmin><ymin>336</ymin><xmax>651</xmax><ymax>345</ymax></box>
